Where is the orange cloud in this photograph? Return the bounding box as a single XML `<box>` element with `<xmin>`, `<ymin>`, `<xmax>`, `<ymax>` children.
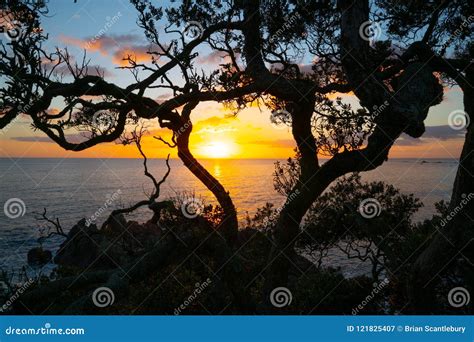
<box><xmin>60</xmin><ymin>34</ymin><xmax>136</xmax><ymax>53</ymax></box>
<box><xmin>59</xmin><ymin>34</ymin><xmax>156</xmax><ymax>66</ymax></box>
<box><xmin>112</xmin><ymin>46</ymin><xmax>152</xmax><ymax>66</ymax></box>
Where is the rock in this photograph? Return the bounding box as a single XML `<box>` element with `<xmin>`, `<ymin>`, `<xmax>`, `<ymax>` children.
<box><xmin>103</xmin><ymin>214</ymin><xmax>127</xmax><ymax>235</ymax></box>
<box><xmin>54</xmin><ymin>218</ymin><xmax>108</xmax><ymax>269</ymax></box>
<box><xmin>54</xmin><ymin>218</ymin><xmax>135</xmax><ymax>270</ymax></box>
<box><xmin>68</xmin><ymin>218</ymin><xmax>100</xmax><ymax>237</ymax></box>
<box><xmin>27</xmin><ymin>247</ymin><xmax>52</xmax><ymax>266</ymax></box>
<box><xmin>127</xmin><ymin>221</ymin><xmax>161</xmax><ymax>245</ymax></box>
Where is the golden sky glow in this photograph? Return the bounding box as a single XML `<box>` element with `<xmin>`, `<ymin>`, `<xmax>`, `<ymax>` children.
<box><xmin>0</xmin><ymin>91</ymin><xmax>466</xmax><ymax>160</ymax></box>
<box><xmin>3</xmin><ymin>34</ymin><xmax>467</xmax><ymax>160</ymax></box>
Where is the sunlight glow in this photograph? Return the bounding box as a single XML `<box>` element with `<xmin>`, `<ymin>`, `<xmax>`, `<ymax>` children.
<box><xmin>199</xmin><ymin>141</ymin><xmax>235</xmax><ymax>158</ymax></box>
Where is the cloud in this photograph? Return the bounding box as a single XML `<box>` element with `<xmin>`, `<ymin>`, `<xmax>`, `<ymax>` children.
<box><xmin>396</xmin><ymin>125</ymin><xmax>465</xmax><ymax>146</ymax></box>
<box><xmin>11</xmin><ymin>136</ymin><xmax>53</xmax><ymax>143</ymax></box>
<box><xmin>195</xmin><ymin>116</ymin><xmax>237</xmax><ymax>126</ymax></box>
<box><xmin>46</xmin><ymin>108</ymin><xmax>60</xmax><ymax>115</ymax></box>
<box><xmin>298</xmin><ymin>63</ymin><xmax>314</xmax><ymax>75</ymax></box>
<box><xmin>148</xmin><ymin>127</ymin><xmax>170</xmax><ymax>137</ymax></box>
<box><xmin>112</xmin><ymin>45</ymin><xmax>152</xmax><ymax>66</ymax></box>
<box><xmin>155</xmin><ymin>94</ymin><xmax>172</xmax><ymax>102</ymax></box>
<box><xmin>196</xmin><ymin>50</ymin><xmax>242</xmax><ymax>67</ymax></box>
<box><xmin>198</xmin><ymin>126</ymin><xmax>237</xmax><ymax>134</ymax></box>
<box><xmin>197</xmin><ymin>51</ymin><xmax>224</xmax><ymax>64</ymax></box>
<box><xmin>60</xmin><ymin>34</ymin><xmax>159</xmax><ymax>66</ymax></box>
<box><xmin>87</xmin><ymin>65</ymin><xmax>115</xmax><ymax>78</ymax></box>
<box><xmin>193</xmin><ymin>116</ymin><xmax>238</xmax><ymax>135</ymax></box>
<box><xmin>11</xmin><ymin>134</ymin><xmax>85</xmax><ymax>143</ymax></box>
<box><xmin>247</xmin><ymin>139</ymin><xmax>295</xmax><ymax>148</ymax></box>
<box><xmin>60</xmin><ymin>34</ymin><xmax>139</xmax><ymax>54</ymax></box>
<box><xmin>423</xmin><ymin>125</ymin><xmax>465</xmax><ymax>140</ymax></box>
<box><xmin>196</xmin><ymin>51</ymin><xmax>230</xmax><ymax>65</ymax></box>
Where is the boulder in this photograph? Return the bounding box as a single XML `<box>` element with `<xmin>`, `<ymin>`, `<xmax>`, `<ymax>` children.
<box><xmin>27</xmin><ymin>247</ymin><xmax>52</xmax><ymax>266</ymax></box>
<box><xmin>54</xmin><ymin>218</ymin><xmax>136</xmax><ymax>270</ymax></box>
<box><xmin>103</xmin><ymin>214</ymin><xmax>127</xmax><ymax>235</ymax></box>
<box><xmin>54</xmin><ymin>219</ymin><xmax>108</xmax><ymax>269</ymax></box>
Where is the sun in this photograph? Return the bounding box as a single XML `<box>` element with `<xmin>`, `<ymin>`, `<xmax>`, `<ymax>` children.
<box><xmin>199</xmin><ymin>141</ymin><xmax>235</xmax><ymax>158</ymax></box>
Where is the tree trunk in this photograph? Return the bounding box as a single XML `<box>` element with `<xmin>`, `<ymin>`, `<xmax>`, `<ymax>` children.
<box><xmin>263</xmin><ymin>0</ymin><xmax>395</xmax><ymax>306</ymax></box>
<box><xmin>410</xmin><ymin>66</ymin><xmax>474</xmax><ymax>312</ymax></box>
<box><xmin>177</xmin><ymin>146</ymin><xmax>238</xmax><ymax>242</ymax></box>
<box><xmin>263</xmin><ymin>97</ymin><xmax>320</xmax><ymax>305</ymax></box>
<box><xmin>175</xmin><ymin>118</ymin><xmax>238</xmax><ymax>245</ymax></box>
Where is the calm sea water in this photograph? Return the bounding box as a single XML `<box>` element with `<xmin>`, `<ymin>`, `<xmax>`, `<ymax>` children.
<box><xmin>0</xmin><ymin>158</ymin><xmax>458</xmax><ymax>274</ymax></box>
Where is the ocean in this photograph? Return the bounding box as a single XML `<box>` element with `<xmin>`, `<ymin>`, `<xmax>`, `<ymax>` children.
<box><xmin>0</xmin><ymin>158</ymin><xmax>459</xmax><ymax>275</ymax></box>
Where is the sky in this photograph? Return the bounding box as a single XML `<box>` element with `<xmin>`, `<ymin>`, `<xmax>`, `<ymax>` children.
<box><xmin>0</xmin><ymin>0</ymin><xmax>468</xmax><ymax>160</ymax></box>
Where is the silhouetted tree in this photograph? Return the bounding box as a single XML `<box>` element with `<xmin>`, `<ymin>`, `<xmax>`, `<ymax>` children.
<box><xmin>0</xmin><ymin>0</ymin><xmax>248</xmax><ymax>243</ymax></box>
<box><xmin>1</xmin><ymin>0</ymin><xmax>463</xmax><ymax>312</ymax></box>
<box><xmin>373</xmin><ymin>0</ymin><xmax>473</xmax><ymax>311</ymax></box>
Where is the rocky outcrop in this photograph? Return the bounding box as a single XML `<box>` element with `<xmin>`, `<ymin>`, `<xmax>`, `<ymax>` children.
<box><xmin>27</xmin><ymin>247</ymin><xmax>52</xmax><ymax>266</ymax></box>
<box><xmin>54</xmin><ymin>216</ymin><xmax>163</xmax><ymax>270</ymax></box>
<box><xmin>54</xmin><ymin>219</ymin><xmax>102</xmax><ymax>269</ymax></box>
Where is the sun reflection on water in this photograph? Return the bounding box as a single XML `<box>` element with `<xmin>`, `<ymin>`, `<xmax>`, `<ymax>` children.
<box><xmin>213</xmin><ymin>163</ymin><xmax>222</xmax><ymax>177</ymax></box>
